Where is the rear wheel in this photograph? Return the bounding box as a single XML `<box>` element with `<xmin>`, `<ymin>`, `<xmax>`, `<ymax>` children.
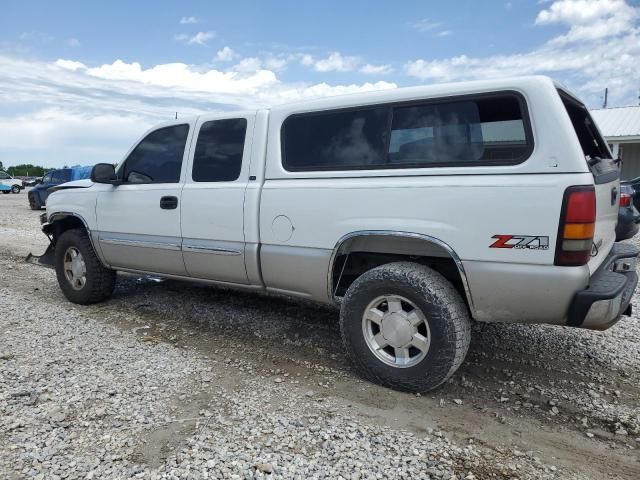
<box><xmin>340</xmin><ymin>261</ymin><xmax>471</xmax><ymax>392</ymax></box>
<box><xmin>55</xmin><ymin>228</ymin><xmax>116</xmax><ymax>304</ymax></box>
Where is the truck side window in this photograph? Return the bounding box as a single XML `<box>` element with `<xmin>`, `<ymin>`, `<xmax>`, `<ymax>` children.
<box><xmin>282</xmin><ymin>107</ymin><xmax>389</xmax><ymax>171</ymax></box>
<box><xmin>122</xmin><ymin>124</ymin><xmax>189</xmax><ymax>184</ymax></box>
<box><xmin>51</xmin><ymin>169</ymin><xmax>71</xmax><ymax>184</ymax></box>
<box><xmin>192</xmin><ymin>118</ymin><xmax>247</xmax><ymax>182</ymax></box>
<box><xmin>282</xmin><ymin>93</ymin><xmax>532</xmax><ymax>171</ymax></box>
<box><xmin>390</xmin><ymin>95</ymin><xmax>529</xmax><ymax>165</ymax></box>
<box><xmin>0</xmin><ymin>172</ymin><xmax>9</xmax><ymax>179</ymax></box>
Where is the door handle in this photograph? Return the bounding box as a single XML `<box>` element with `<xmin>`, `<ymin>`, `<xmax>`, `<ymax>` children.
<box><xmin>160</xmin><ymin>196</ymin><xmax>178</xmax><ymax>210</ymax></box>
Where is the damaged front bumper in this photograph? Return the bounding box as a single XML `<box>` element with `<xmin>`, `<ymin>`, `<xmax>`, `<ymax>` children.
<box><xmin>25</xmin><ymin>243</ymin><xmax>55</xmax><ymax>268</ymax></box>
<box><xmin>567</xmin><ymin>242</ymin><xmax>639</xmax><ymax>330</ymax></box>
<box><xmin>25</xmin><ymin>213</ymin><xmax>55</xmax><ymax>268</ymax></box>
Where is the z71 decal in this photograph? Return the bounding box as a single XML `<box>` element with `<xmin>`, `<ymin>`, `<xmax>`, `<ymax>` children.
<box><xmin>490</xmin><ymin>235</ymin><xmax>549</xmax><ymax>250</ymax></box>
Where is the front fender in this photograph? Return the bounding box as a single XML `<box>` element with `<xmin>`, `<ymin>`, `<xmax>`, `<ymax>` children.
<box><xmin>40</xmin><ymin>211</ymin><xmax>110</xmax><ymax>269</ymax></box>
<box><xmin>45</xmin><ymin>187</ymin><xmax>99</xmax><ymax>231</ymax></box>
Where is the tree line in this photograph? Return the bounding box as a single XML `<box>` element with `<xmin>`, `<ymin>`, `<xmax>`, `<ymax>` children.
<box><xmin>0</xmin><ymin>163</ymin><xmax>63</xmax><ymax>177</ymax></box>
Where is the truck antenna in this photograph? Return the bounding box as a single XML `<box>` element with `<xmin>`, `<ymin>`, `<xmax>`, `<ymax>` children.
<box><xmin>175</xmin><ymin>112</ymin><xmax>178</xmax><ymax>120</ymax></box>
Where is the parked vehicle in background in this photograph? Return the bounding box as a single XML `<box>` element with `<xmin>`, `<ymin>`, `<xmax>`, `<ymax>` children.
<box><xmin>28</xmin><ymin>166</ymin><xmax>91</xmax><ymax>209</ymax></box>
<box><xmin>29</xmin><ymin>169</ymin><xmax>70</xmax><ymax>209</ymax></box>
<box><xmin>0</xmin><ymin>170</ymin><xmax>23</xmax><ymax>193</ymax></box>
<box><xmin>22</xmin><ymin>177</ymin><xmax>42</xmax><ymax>187</ymax></box>
<box><xmin>616</xmin><ymin>183</ymin><xmax>640</xmax><ymax>241</ymax></box>
<box><xmin>36</xmin><ymin>76</ymin><xmax>638</xmax><ymax>392</ymax></box>
<box><xmin>622</xmin><ymin>176</ymin><xmax>640</xmax><ymax>212</ymax></box>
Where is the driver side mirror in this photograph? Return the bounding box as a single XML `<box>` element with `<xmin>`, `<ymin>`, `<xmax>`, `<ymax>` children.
<box><xmin>91</xmin><ymin>163</ymin><xmax>119</xmax><ymax>184</ymax></box>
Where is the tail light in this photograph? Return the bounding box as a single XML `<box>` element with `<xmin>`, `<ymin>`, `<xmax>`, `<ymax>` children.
<box><xmin>555</xmin><ymin>185</ymin><xmax>596</xmax><ymax>266</ymax></box>
<box><xmin>620</xmin><ymin>192</ymin><xmax>632</xmax><ymax>207</ymax></box>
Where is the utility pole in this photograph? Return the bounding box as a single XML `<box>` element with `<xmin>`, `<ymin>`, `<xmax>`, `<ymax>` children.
<box><xmin>602</xmin><ymin>88</ymin><xmax>608</xmax><ymax>109</ymax></box>
<box><xmin>175</xmin><ymin>112</ymin><xmax>178</xmax><ymax>120</ymax></box>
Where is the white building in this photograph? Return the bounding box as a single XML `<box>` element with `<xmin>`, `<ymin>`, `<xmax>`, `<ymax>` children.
<box><xmin>591</xmin><ymin>105</ymin><xmax>640</xmax><ymax>180</ymax></box>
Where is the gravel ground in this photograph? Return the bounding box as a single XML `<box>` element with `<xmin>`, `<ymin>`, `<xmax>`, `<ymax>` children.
<box><xmin>1</xmin><ymin>191</ymin><xmax>639</xmax><ymax>479</ymax></box>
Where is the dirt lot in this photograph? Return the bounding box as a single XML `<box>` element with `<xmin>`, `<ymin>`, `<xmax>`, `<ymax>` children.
<box><xmin>1</xmin><ymin>191</ymin><xmax>639</xmax><ymax>479</ymax></box>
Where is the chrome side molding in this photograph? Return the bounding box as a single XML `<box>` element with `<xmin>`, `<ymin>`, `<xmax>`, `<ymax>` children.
<box><xmin>100</xmin><ymin>238</ymin><xmax>181</xmax><ymax>251</ymax></box>
<box><xmin>182</xmin><ymin>245</ymin><xmax>241</xmax><ymax>255</ymax></box>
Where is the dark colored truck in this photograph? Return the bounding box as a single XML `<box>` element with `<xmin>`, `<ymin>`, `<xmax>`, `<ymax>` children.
<box><xmin>28</xmin><ymin>166</ymin><xmax>92</xmax><ymax>210</ymax></box>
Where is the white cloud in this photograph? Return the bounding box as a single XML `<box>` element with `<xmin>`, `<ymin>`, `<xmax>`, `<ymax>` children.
<box><xmin>80</xmin><ymin>59</ymin><xmax>279</xmax><ymax>95</ymax></box>
<box><xmin>405</xmin><ymin>0</ymin><xmax>640</xmax><ymax>106</ymax></box>
<box><xmin>55</xmin><ymin>59</ymin><xmax>85</xmax><ymax>71</ymax></box>
<box><xmin>179</xmin><ymin>16</ymin><xmax>198</xmax><ymax>24</ymax></box>
<box><xmin>263</xmin><ymin>56</ymin><xmax>289</xmax><ymax>71</ymax></box>
<box><xmin>409</xmin><ymin>19</ymin><xmax>442</xmax><ymax>32</ymax></box>
<box><xmin>261</xmin><ymin>81</ymin><xmax>397</xmax><ymax>106</ymax></box>
<box><xmin>0</xmin><ymin>109</ymin><xmax>151</xmax><ymax>166</ymax></box>
<box><xmin>408</xmin><ymin>18</ymin><xmax>452</xmax><ymax>37</ymax></box>
<box><xmin>11</xmin><ymin>54</ymin><xmax>398</xmax><ymax>108</ymax></box>
<box><xmin>226</xmin><ymin>53</ymin><xmax>289</xmax><ymax>72</ymax></box>
<box><xmin>175</xmin><ymin>31</ymin><xmax>216</xmax><ymax>45</ymax></box>
<box><xmin>536</xmin><ymin>0</ymin><xmax>632</xmax><ymax>25</ymax></box>
<box><xmin>359</xmin><ymin>64</ymin><xmax>393</xmax><ymax>75</ymax></box>
<box><xmin>536</xmin><ymin>0</ymin><xmax>638</xmax><ymax>45</ymax></box>
<box><xmin>409</xmin><ymin>18</ymin><xmax>452</xmax><ymax>37</ymax></box>
<box><xmin>0</xmin><ymin>54</ymin><xmax>397</xmax><ymax>167</ymax></box>
<box><xmin>215</xmin><ymin>46</ymin><xmax>236</xmax><ymax>62</ymax></box>
<box><xmin>231</xmin><ymin>57</ymin><xmax>264</xmax><ymax>73</ymax></box>
<box><xmin>300</xmin><ymin>54</ymin><xmax>315</xmax><ymax>67</ymax></box>
<box><xmin>304</xmin><ymin>52</ymin><xmax>361</xmax><ymax>72</ymax></box>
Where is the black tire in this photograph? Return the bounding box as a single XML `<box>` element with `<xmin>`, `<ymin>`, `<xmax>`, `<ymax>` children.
<box><xmin>340</xmin><ymin>261</ymin><xmax>471</xmax><ymax>392</ymax></box>
<box><xmin>55</xmin><ymin>228</ymin><xmax>116</xmax><ymax>304</ymax></box>
<box><xmin>29</xmin><ymin>192</ymin><xmax>42</xmax><ymax>210</ymax></box>
<box><xmin>11</xmin><ymin>185</ymin><xmax>21</xmax><ymax>194</ymax></box>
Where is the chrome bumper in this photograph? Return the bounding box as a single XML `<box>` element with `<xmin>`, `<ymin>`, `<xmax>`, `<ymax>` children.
<box><xmin>568</xmin><ymin>243</ymin><xmax>638</xmax><ymax>330</ymax></box>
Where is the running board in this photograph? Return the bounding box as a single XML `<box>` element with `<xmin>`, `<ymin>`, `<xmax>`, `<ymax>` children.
<box><xmin>25</xmin><ymin>243</ymin><xmax>55</xmax><ymax>268</ymax></box>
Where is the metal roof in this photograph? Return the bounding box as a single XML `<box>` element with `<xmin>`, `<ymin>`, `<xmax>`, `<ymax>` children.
<box><xmin>590</xmin><ymin>105</ymin><xmax>640</xmax><ymax>140</ymax></box>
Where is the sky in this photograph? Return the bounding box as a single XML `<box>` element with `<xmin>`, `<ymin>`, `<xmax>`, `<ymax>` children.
<box><xmin>0</xmin><ymin>0</ymin><xmax>639</xmax><ymax>168</ymax></box>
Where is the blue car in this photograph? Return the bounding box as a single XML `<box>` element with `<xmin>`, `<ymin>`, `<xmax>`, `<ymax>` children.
<box><xmin>0</xmin><ymin>184</ymin><xmax>11</xmax><ymax>194</ymax></box>
<box><xmin>28</xmin><ymin>166</ymin><xmax>92</xmax><ymax>210</ymax></box>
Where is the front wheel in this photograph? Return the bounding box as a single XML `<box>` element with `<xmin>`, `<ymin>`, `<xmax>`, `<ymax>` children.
<box><xmin>340</xmin><ymin>262</ymin><xmax>471</xmax><ymax>392</ymax></box>
<box><xmin>11</xmin><ymin>185</ymin><xmax>21</xmax><ymax>194</ymax></box>
<box><xmin>55</xmin><ymin>228</ymin><xmax>116</xmax><ymax>304</ymax></box>
<box><xmin>29</xmin><ymin>192</ymin><xmax>42</xmax><ymax>210</ymax></box>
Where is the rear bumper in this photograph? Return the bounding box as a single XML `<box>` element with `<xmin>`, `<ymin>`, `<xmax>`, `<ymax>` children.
<box><xmin>567</xmin><ymin>243</ymin><xmax>639</xmax><ymax>329</ymax></box>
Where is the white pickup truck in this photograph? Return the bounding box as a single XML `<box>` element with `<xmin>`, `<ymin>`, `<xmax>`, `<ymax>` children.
<box><xmin>37</xmin><ymin>76</ymin><xmax>638</xmax><ymax>392</ymax></box>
